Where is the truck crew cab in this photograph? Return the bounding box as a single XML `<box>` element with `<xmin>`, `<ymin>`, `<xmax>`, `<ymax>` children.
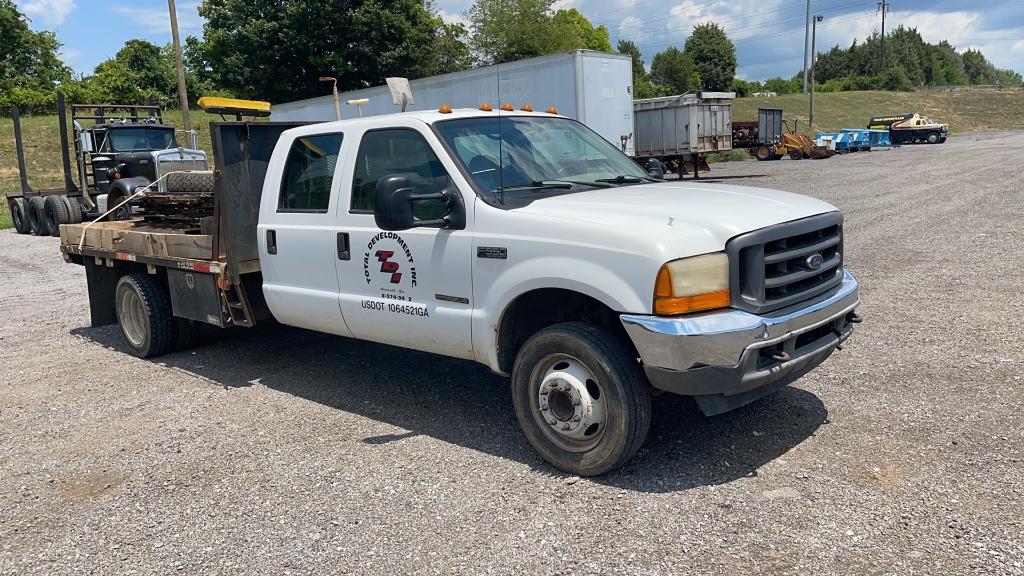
<box><xmin>60</xmin><ymin>103</ymin><xmax>861</xmax><ymax>476</ymax></box>
<box><xmin>868</xmin><ymin>113</ymin><xmax>948</xmax><ymax>144</ymax></box>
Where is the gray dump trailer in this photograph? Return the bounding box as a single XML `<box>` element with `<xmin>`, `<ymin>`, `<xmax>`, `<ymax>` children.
<box><xmin>632</xmin><ymin>92</ymin><xmax>735</xmax><ymax>177</ymax></box>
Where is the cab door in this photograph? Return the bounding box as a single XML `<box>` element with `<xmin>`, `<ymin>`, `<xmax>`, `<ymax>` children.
<box><xmin>333</xmin><ymin>122</ymin><xmax>474</xmax><ymax>359</ymax></box>
<box><xmin>258</xmin><ymin>130</ymin><xmax>353</xmax><ymax>337</ymax></box>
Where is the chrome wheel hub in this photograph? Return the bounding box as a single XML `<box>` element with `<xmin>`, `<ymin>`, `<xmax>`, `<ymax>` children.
<box><xmin>536</xmin><ymin>356</ymin><xmax>605</xmax><ymax>451</ymax></box>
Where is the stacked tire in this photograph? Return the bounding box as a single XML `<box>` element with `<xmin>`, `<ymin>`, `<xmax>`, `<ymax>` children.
<box><xmin>8</xmin><ymin>195</ymin><xmax>83</xmax><ymax>236</ymax></box>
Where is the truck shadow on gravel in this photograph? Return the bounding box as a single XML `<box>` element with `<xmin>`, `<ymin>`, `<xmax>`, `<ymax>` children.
<box><xmin>72</xmin><ymin>323</ymin><xmax>829</xmax><ymax>493</ymax></box>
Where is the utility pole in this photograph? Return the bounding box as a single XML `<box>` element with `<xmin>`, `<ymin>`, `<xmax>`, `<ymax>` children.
<box><xmin>878</xmin><ymin>0</ymin><xmax>890</xmax><ymax>70</ymax></box>
<box><xmin>810</xmin><ymin>15</ymin><xmax>823</xmax><ymax>128</ymax></box>
<box><xmin>802</xmin><ymin>0</ymin><xmax>811</xmax><ymax>93</ymax></box>
<box><xmin>167</xmin><ymin>0</ymin><xmax>192</xmax><ymax>135</ymax></box>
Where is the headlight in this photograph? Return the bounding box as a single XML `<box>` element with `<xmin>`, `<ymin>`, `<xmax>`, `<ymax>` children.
<box><xmin>653</xmin><ymin>252</ymin><xmax>730</xmax><ymax>315</ymax></box>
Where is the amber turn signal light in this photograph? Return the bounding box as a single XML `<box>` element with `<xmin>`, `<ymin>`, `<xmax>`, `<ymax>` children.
<box><xmin>653</xmin><ymin>261</ymin><xmax>730</xmax><ymax>315</ymax></box>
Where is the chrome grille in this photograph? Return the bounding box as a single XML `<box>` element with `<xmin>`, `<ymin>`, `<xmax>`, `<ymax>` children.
<box><xmin>727</xmin><ymin>212</ymin><xmax>844</xmax><ymax>314</ymax></box>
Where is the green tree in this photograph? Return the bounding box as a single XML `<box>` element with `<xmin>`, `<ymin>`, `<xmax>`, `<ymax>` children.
<box><xmin>0</xmin><ymin>0</ymin><xmax>72</xmax><ymax>113</ymax></box>
<box><xmin>430</xmin><ymin>20</ymin><xmax>472</xmax><ymax>75</ymax></box>
<box><xmin>551</xmin><ymin>8</ymin><xmax>612</xmax><ymax>52</ymax></box>
<box><xmin>649</xmin><ymin>47</ymin><xmax>698</xmax><ymax>95</ymax></box>
<box><xmin>467</xmin><ymin>0</ymin><xmax>611</xmax><ymax>65</ymax></box>
<box><xmin>198</xmin><ymin>0</ymin><xmax>459</xmax><ymax>102</ymax></box>
<box><xmin>467</xmin><ymin>0</ymin><xmax>556</xmax><ymax>64</ymax></box>
<box><xmin>683</xmin><ymin>22</ymin><xmax>736</xmax><ymax>91</ymax></box>
<box><xmin>618</xmin><ymin>39</ymin><xmax>656</xmax><ymax>98</ymax></box>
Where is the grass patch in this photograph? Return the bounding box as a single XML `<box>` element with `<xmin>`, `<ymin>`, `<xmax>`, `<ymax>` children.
<box><xmin>1</xmin><ymin>109</ymin><xmax>222</xmax><ymax>230</ymax></box>
<box><xmin>732</xmin><ymin>89</ymin><xmax>1024</xmax><ymax>134</ymax></box>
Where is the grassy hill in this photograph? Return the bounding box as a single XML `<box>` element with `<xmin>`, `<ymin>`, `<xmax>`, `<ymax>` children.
<box><xmin>3</xmin><ymin>89</ymin><xmax>1023</xmax><ymax>228</ymax></box>
<box><xmin>731</xmin><ymin>89</ymin><xmax>1024</xmax><ymax>134</ymax></box>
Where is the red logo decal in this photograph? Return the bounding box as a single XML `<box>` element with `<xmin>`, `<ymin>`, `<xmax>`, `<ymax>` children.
<box><xmin>375</xmin><ymin>250</ymin><xmax>402</xmax><ymax>283</ymax></box>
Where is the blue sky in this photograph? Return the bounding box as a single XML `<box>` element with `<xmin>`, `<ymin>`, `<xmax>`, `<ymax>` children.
<box><xmin>17</xmin><ymin>0</ymin><xmax>1024</xmax><ymax>82</ymax></box>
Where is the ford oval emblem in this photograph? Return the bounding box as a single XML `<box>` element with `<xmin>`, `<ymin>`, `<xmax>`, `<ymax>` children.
<box><xmin>806</xmin><ymin>253</ymin><xmax>824</xmax><ymax>270</ymax></box>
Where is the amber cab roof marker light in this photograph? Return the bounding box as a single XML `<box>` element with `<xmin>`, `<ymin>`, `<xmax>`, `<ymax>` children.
<box><xmin>479</xmin><ymin>103</ymin><xmax>493</xmax><ymax>111</ymax></box>
<box><xmin>438</xmin><ymin>104</ymin><xmax>453</xmax><ymax>114</ymax></box>
<box><xmin>520</xmin><ymin>104</ymin><xmax>534</xmax><ymax>112</ymax></box>
<box><xmin>500</xmin><ymin>103</ymin><xmax>514</xmax><ymax>112</ymax></box>
<box><xmin>546</xmin><ymin>106</ymin><xmax>558</xmax><ymax>114</ymax></box>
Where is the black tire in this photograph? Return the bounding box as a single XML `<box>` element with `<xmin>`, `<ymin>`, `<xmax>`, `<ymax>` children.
<box><xmin>10</xmin><ymin>198</ymin><xmax>32</xmax><ymax>234</ymax></box>
<box><xmin>115</xmin><ymin>273</ymin><xmax>174</xmax><ymax>358</ymax></box>
<box><xmin>43</xmin><ymin>195</ymin><xmax>70</xmax><ymax>236</ymax></box>
<box><xmin>754</xmin><ymin>146</ymin><xmax>772</xmax><ymax>161</ymax></box>
<box><xmin>511</xmin><ymin>322</ymin><xmax>651</xmax><ymax>476</ymax></box>
<box><xmin>789</xmin><ymin>149</ymin><xmax>804</xmax><ymax>160</ymax></box>
<box><xmin>165</xmin><ymin>171</ymin><xmax>215</xmax><ymax>194</ymax></box>
<box><xmin>926</xmin><ymin>132</ymin><xmax>940</xmax><ymax>144</ymax></box>
<box><xmin>28</xmin><ymin>196</ymin><xmax>47</xmax><ymax>236</ymax></box>
<box><xmin>64</xmin><ymin>196</ymin><xmax>83</xmax><ymax>224</ymax></box>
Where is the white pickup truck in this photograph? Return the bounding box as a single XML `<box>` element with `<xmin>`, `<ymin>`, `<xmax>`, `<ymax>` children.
<box><xmin>60</xmin><ymin>106</ymin><xmax>861</xmax><ymax>475</ymax></box>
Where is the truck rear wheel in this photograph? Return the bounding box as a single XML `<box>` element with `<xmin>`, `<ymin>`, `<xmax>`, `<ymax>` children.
<box><xmin>9</xmin><ymin>198</ymin><xmax>32</xmax><ymax>234</ymax></box>
<box><xmin>28</xmin><ymin>196</ymin><xmax>47</xmax><ymax>236</ymax></box>
<box><xmin>754</xmin><ymin>146</ymin><xmax>772</xmax><ymax>161</ymax></box>
<box><xmin>789</xmin><ymin>149</ymin><xmax>804</xmax><ymax>160</ymax></box>
<box><xmin>511</xmin><ymin>322</ymin><xmax>651</xmax><ymax>476</ymax></box>
<box><xmin>43</xmin><ymin>195</ymin><xmax>70</xmax><ymax>236</ymax></box>
<box><xmin>115</xmin><ymin>273</ymin><xmax>174</xmax><ymax>358</ymax></box>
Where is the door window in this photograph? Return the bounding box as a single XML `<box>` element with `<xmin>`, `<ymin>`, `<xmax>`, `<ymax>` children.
<box><xmin>277</xmin><ymin>133</ymin><xmax>343</xmax><ymax>213</ymax></box>
<box><xmin>351</xmin><ymin>129</ymin><xmax>452</xmax><ymax>217</ymax></box>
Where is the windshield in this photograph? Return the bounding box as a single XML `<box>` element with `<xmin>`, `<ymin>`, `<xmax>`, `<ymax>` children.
<box><xmin>434</xmin><ymin>116</ymin><xmax>650</xmax><ymax>203</ymax></box>
<box><xmin>107</xmin><ymin>128</ymin><xmax>178</xmax><ymax>151</ymax></box>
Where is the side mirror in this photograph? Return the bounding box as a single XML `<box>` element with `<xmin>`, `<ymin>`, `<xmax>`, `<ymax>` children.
<box><xmin>373</xmin><ymin>175</ymin><xmax>466</xmax><ymax>232</ymax></box>
<box><xmin>645</xmin><ymin>158</ymin><xmax>665</xmax><ymax>180</ymax></box>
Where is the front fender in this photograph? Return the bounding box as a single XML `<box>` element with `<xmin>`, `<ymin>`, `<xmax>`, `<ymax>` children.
<box><xmin>471</xmin><ymin>254</ymin><xmax>652</xmax><ymax>372</ymax></box>
<box><xmin>107</xmin><ymin>177</ymin><xmax>151</xmax><ymax>201</ymax></box>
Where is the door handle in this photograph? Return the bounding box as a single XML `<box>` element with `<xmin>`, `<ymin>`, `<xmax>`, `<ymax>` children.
<box><xmin>266</xmin><ymin>229</ymin><xmax>277</xmax><ymax>255</ymax></box>
<box><xmin>337</xmin><ymin>232</ymin><xmax>350</xmax><ymax>260</ymax></box>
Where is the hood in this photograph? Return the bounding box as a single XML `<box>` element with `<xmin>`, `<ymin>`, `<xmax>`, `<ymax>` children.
<box><xmin>512</xmin><ymin>181</ymin><xmax>838</xmax><ymax>256</ymax></box>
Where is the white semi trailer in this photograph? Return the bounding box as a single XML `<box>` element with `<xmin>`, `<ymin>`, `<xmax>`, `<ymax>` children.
<box><xmin>271</xmin><ymin>50</ymin><xmax>637</xmax><ymax>155</ymax></box>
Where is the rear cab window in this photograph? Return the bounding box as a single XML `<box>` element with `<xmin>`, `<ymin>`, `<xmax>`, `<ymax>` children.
<box><xmin>278</xmin><ymin>133</ymin><xmax>344</xmax><ymax>213</ymax></box>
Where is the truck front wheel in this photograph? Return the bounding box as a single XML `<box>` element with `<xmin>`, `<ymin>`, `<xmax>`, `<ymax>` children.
<box><xmin>115</xmin><ymin>273</ymin><xmax>174</xmax><ymax>358</ymax></box>
<box><xmin>511</xmin><ymin>322</ymin><xmax>651</xmax><ymax>476</ymax></box>
<box><xmin>926</xmin><ymin>132</ymin><xmax>940</xmax><ymax>144</ymax></box>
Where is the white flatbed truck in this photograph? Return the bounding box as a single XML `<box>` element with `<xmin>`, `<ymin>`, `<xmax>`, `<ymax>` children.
<box><xmin>60</xmin><ymin>105</ymin><xmax>861</xmax><ymax>475</ymax></box>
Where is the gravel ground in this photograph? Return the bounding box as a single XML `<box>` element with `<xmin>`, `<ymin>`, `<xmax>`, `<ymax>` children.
<box><xmin>1</xmin><ymin>132</ymin><xmax>1022</xmax><ymax>575</ymax></box>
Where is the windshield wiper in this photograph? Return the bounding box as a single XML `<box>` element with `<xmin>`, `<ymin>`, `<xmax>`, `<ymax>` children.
<box><xmin>498</xmin><ymin>179</ymin><xmax>611</xmax><ymax>192</ymax></box>
<box><xmin>593</xmin><ymin>175</ymin><xmax>658</xmax><ymax>184</ymax></box>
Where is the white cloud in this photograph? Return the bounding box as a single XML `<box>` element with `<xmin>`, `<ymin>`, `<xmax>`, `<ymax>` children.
<box><xmin>437</xmin><ymin>9</ymin><xmax>469</xmax><ymax>27</ymax></box>
<box><xmin>618</xmin><ymin>15</ymin><xmax>649</xmax><ymax>41</ymax></box>
<box><xmin>16</xmin><ymin>0</ymin><xmax>76</xmax><ymax>27</ymax></box>
<box><xmin>111</xmin><ymin>1</ymin><xmax>203</xmax><ymax>35</ymax></box>
<box><xmin>59</xmin><ymin>47</ymin><xmax>80</xmax><ymax>63</ymax></box>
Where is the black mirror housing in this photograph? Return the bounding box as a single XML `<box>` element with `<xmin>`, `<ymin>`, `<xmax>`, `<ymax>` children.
<box><xmin>373</xmin><ymin>175</ymin><xmax>466</xmax><ymax>232</ymax></box>
<box><xmin>646</xmin><ymin>158</ymin><xmax>665</xmax><ymax>180</ymax></box>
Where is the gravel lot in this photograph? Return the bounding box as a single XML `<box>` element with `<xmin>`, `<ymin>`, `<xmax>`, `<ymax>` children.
<box><xmin>2</xmin><ymin>132</ymin><xmax>1022</xmax><ymax>575</ymax></box>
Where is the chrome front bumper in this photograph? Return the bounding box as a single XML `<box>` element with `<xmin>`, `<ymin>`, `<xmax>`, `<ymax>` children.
<box><xmin>621</xmin><ymin>269</ymin><xmax>860</xmax><ymax>415</ymax></box>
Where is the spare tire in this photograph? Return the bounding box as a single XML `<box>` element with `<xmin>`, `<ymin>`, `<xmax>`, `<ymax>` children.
<box><xmin>28</xmin><ymin>196</ymin><xmax>47</xmax><ymax>236</ymax></box>
<box><xmin>43</xmin><ymin>195</ymin><xmax>70</xmax><ymax>237</ymax></box>
<box><xmin>165</xmin><ymin>171</ymin><xmax>215</xmax><ymax>194</ymax></box>
<box><xmin>10</xmin><ymin>198</ymin><xmax>32</xmax><ymax>234</ymax></box>
<box><xmin>64</xmin><ymin>196</ymin><xmax>84</xmax><ymax>224</ymax></box>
